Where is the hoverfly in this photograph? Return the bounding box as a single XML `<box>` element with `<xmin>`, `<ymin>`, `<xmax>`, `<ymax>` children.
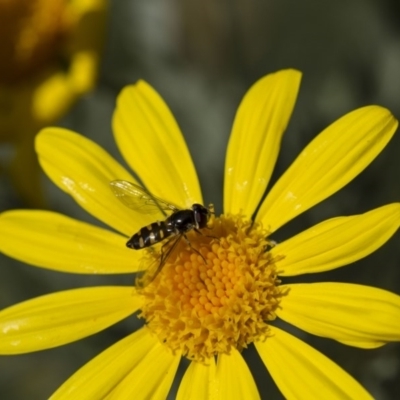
<box><xmin>110</xmin><ymin>180</ymin><xmax>213</xmax><ymax>285</ymax></box>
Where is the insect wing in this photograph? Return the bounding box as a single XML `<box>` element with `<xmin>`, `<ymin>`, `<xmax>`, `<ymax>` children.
<box><xmin>110</xmin><ymin>180</ymin><xmax>180</xmax><ymax>215</ymax></box>
<box><xmin>136</xmin><ymin>235</ymin><xmax>182</xmax><ymax>288</ymax></box>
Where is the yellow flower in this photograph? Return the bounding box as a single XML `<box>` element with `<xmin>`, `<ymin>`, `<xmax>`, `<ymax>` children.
<box><xmin>0</xmin><ymin>0</ymin><xmax>106</xmax><ymax>206</ymax></box>
<box><xmin>1</xmin><ymin>69</ymin><xmax>400</xmax><ymax>399</ymax></box>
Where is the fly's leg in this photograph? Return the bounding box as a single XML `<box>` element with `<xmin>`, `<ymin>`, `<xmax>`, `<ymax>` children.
<box><xmin>137</xmin><ymin>236</ymin><xmax>182</xmax><ymax>288</ymax></box>
<box><xmin>182</xmin><ymin>233</ymin><xmax>208</xmax><ymax>264</ymax></box>
<box><xmin>194</xmin><ymin>228</ymin><xmax>220</xmax><ymax>242</ymax></box>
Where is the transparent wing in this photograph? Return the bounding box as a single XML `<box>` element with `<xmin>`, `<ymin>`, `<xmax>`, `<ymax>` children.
<box><xmin>136</xmin><ymin>235</ymin><xmax>182</xmax><ymax>288</ymax></box>
<box><xmin>110</xmin><ymin>180</ymin><xmax>180</xmax><ymax>215</ymax></box>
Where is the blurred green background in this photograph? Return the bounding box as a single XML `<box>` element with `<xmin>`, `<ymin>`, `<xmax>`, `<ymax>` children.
<box><xmin>1</xmin><ymin>0</ymin><xmax>400</xmax><ymax>399</ymax></box>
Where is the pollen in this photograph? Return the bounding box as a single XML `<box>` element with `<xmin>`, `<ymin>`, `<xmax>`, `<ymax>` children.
<box><xmin>138</xmin><ymin>214</ymin><xmax>283</xmax><ymax>362</ymax></box>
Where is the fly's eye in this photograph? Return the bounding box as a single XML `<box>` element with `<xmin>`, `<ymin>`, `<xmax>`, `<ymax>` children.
<box><xmin>192</xmin><ymin>204</ymin><xmax>209</xmax><ymax>229</ymax></box>
<box><xmin>195</xmin><ymin>212</ymin><xmax>202</xmax><ymax>223</ymax></box>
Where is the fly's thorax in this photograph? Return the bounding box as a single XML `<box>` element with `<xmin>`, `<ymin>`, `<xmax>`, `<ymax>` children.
<box><xmin>166</xmin><ymin>209</ymin><xmax>197</xmax><ymax>233</ymax></box>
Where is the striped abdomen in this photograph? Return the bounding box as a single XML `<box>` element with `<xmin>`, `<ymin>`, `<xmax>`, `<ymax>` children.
<box><xmin>126</xmin><ymin>221</ymin><xmax>174</xmax><ymax>249</ymax></box>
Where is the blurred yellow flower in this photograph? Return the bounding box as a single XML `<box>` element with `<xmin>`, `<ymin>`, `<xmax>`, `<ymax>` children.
<box><xmin>1</xmin><ymin>70</ymin><xmax>400</xmax><ymax>399</ymax></box>
<box><xmin>0</xmin><ymin>0</ymin><xmax>106</xmax><ymax>206</ymax></box>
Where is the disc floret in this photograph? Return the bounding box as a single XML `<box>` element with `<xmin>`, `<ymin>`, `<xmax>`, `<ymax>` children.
<box><xmin>139</xmin><ymin>214</ymin><xmax>283</xmax><ymax>362</ymax></box>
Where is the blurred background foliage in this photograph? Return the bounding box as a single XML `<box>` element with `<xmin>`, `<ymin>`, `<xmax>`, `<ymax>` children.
<box><xmin>0</xmin><ymin>0</ymin><xmax>399</xmax><ymax>399</ymax></box>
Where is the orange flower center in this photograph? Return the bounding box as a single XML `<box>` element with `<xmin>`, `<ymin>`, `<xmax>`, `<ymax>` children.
<box><xmin>0</xmin><ymin>0</ymin><xmax>71</xmax><ymax>84</ymax></box>
<box><xmin>138</xmin><ymin>213</ymin><xmax>283</xmax><ymax>362</ymax></box>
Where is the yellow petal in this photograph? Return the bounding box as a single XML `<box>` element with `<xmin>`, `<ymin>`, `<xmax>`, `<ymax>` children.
<box><xmin>67</xmin><ymin>0</ymin><xmax>107</xmax><ymax>92</ymax></box>
<box><xmin>255</xmin><ymin>326</ymin><xmax>373</xmax><ymax>400</ymax></box>
<box><xmin>69</xmin><ymin>0</ymin><xmax>106</xmax><ymax>14</ymax></box>
<box><xmin>50</xmin><ymin>328</ymin><xmax>175</xmax><ymax>400</ymax></box>
<box><xmin>0</xmin><ymin>210</ymin><xmax>140</xmax><ymax>274</ymax></box>
<box><xmin>106</xmin><ymin>331</ymin><xmax>180</xmax><ymax>400</ymax></box>
<box><xmin>216</xmin><ymin>349</ymin><xmax>260</xmax><ymax>400</ymax></box>
<box><xmin>257</xmin><ymin>106</ymin><xmax>398</xmax><ymax>232</ymax></box>
<box><xmin>33</xmin><ymin>73</ymin><xmax>75</xmax><ymax>122</ymax></box>
<box><xmin>271</xmin><ymin>203</ymin><xmax>400</xmax><ymax>276</ymax></box>
<box><xmin>177</xmin><ymin>360</ymin><xmax>217</xmax><ymax>400</ymax></box>
<box><xmin>0</xmin><ymin>287</ymin><xmax>140</xmax><ymax>354</ymax></box>
<box><xmin>224</xmin><ymin>70</ymin><xmax>301</xmax><ymax>217</ymax></box>
<box><xmin>278</xmin><ymin>283</ymin><xmax>400</xmax><ymax>348</ymax></box>
<box><xmin>113</xmin><ymin>81</ymin><xmax>202</xmax><ymax>208</ymax></box>
<box><xmin>69</xmin><ymin>51</ymin><xmax>99</xmax><ymax>94</ymax></box>
<box><xmin>36</xmin><ymin>128</ymin><xmax>149</xmax><ymax>236</ymax></box>
<box><xmin>33</xmin><ymin>0</ymin><xmax>106</xmax><ymax>122</ymax></box>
